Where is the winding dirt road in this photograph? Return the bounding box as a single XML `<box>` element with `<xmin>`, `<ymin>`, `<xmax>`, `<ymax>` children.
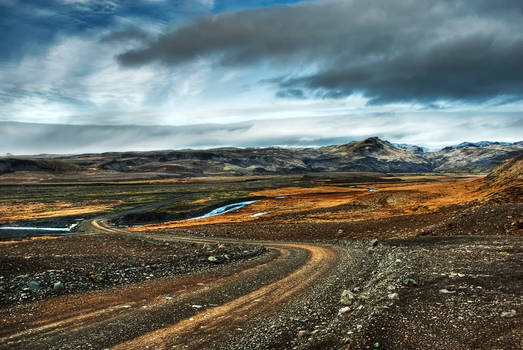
<box><xmin>1</xmin><ymin>219</ymin><xmax>338</xmax><ymax>349</ymax></box>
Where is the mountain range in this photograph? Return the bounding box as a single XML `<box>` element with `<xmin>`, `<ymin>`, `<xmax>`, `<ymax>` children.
<box><xmin>1</xmin><ymin>137</ymin><xmax>521</xmax><ymax>177</ymax></box>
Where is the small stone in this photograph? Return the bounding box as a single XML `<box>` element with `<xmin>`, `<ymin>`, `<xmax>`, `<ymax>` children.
<box><xmin>27</xmin><ymin>281</ymin><xmax>40</xmax><ymax>290</ymax></box>
<box><xmin>402</xmin><ymin>278</ymin><xmax>418</xmax><ymax>287</ymax></box>
<box><xmin>340</xmin><ymin>290</ymin><xmax>356</xmax><ymax>306</ymax></box>
<box><xmin>501</xmin><ymin>310</ymin><xmax>516</xmax><ymax>318</ymax></box>
<box><xmin>439</xmin><ymin>288</ymin><xmax>455</xmax><ymax>294</ymax></box>
<box><xmin>53</xmin><ymin>281</ymin><xmax>64</xmax><ymax>291</ymax></box>
<box><xmin>208</xmin><ymin>256</ymin><xmax>219</xmax><ymax>263</ymax></box>
<box><xmin>298</xmin><ymin>330</ymin><xmax>308</xmax><ymax>339</ymax></box>
<box><xmin>370</xmin><ymin>239</ymin><xmax>379</xmax><ymax>247</ymax></box>
<box><xmin>337</xmin><ymin>229</ymin><xmax>344</xmax><ymax>234</ymax></box>
<box><xmin>89</xmin><ymin>273</ymin><xmax>103</xmax><ymax>283</ymax></box>
<box><xmin>387</xmin><ymin>293</ymin><xmax>399</xmax><ymax>300</ymax></box>
<box><xmin>339</xmin><ymin>306</ymin><xmax>351</xmax><ymax>314</ymax></box>
<box><xmin>374</xmin><ymin>342</ymin><xmax>380</xmax><ymax>348</ymax></box>
<box><xmin>192</xmin><ymin>304</ymin><xmax>202</xmax><ymax>309</ymax></box>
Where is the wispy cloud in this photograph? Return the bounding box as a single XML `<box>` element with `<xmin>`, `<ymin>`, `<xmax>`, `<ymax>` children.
<box><xmin>1</xmin><ymin>0</ymin><xmax>522</xmax><ymax>152</ymax></box>
<box><xmin>2</xmin><ymin>112</ymin><xmax>522</xmax><ymax>155</ymax></box>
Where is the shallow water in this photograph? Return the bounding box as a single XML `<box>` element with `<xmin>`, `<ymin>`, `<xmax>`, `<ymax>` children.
<box><xmin>0</xmin><ymin>226</ymin><xmax>71</xmax><ymax>232</ymax></box>
<box><xmin>187</xmin><ymin>200</ymin><xmax>258</xmax><ymax>220</ymax></box>
<box><xmin>250</xmin><ymin>211</ymin><xmax>269</xmax><ymax>217</ymax></box>
<box><xmin>0</xmin><ymin>224</ymin><xmax>79</xmax><ymax>241</ymax></box>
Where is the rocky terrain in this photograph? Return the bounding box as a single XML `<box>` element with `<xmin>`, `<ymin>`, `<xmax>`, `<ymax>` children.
<box><xmin>0</xmin><ymin>152</ymin><xmax>521</xmax><ymax>350</ymax></box>
<box><xmin>1</xmin><ymin>137</ymin><xmax>521</xmax><ymax>178</ymax></box>
<box><xmin>0</xmin><ymin>233</ymin><xmax>266</xmax><ymax>307</ymax></box>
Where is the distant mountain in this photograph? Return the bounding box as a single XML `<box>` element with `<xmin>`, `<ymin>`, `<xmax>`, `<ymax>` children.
<box><xmin>318</xmin><ymin>137</ymin><xmax>432</xmax><ymax>172</ymax></box>
<box><xmin>0</xmin><ymin>158</ymin><xmax>79</xmax><ymax>174</ymax></box>
<box><xmin>455</xmin><ymin>141</ymin><xmax>515</xmax><ymax>148</ymax></box>
<box><xmin>427</xmin><ymin>141</ymin><xmax>523</xmax><ymax>173</ymax></box>
<box><xmin>0</xmin><ymin>137</ymin><xmax>521</xmax><ymax>176</ymax></box>
<box><xmin>391</xmin><ymin>143</ymin><xmax>428</xmax><ymax>154</ymax></box>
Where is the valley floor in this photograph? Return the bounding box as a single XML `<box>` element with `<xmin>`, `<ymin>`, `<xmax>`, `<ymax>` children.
<box><xmin>0</xmin><ymin>172</ymin><xmax>521</xmax><ymax>349</ymax></box>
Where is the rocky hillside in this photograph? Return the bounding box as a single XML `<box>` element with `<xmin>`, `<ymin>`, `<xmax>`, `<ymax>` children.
<box><xmin>0</xmin><ymin>158</ymin><xmax>79</xmax><ymax>175</ymax></box>
<box><xmin>316</xmin><ymin>137</ymin><xmax>432</xmax><ymax>172</ymax></box>
<box><xmin>1</xmin><ymin>137</ymin><xmax>521</xmax><ymax>176</ymax></box>
<box><xmin>485</xmin><ymin>152</ymin><xmax>523</xmax><ymax>186</ymax></box>
<box><xmin>427</xmin><ymin>141</ymin><xmax>522</xmax><ymax>173</ymax></box>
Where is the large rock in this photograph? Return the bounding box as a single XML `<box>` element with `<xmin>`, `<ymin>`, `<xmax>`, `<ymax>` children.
<box><xmin>340</xmin><ymin>290</ymin><xmax>356</xmax><ymax>305</ymax></box>
<box><xmin>53</xmin><ymin>281</ymin><xmax>64</xmax><ymax>291</ymax></box>
<box><xmin>27</xmin><ymin>281</ymin><xmax>40</xmax><ymax>290</ymax></box>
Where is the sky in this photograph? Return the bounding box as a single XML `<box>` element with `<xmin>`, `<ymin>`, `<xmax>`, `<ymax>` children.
<box><xmin>1</xmin><ymin>0</ymin><xmax>522</xmax><ymax>154</ymax></box>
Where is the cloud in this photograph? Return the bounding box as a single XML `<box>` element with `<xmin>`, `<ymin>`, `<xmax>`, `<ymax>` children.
<box><xmin>117</xmin><ymin>0</ymin><xmax>523</xmax><ymax>104</ymax></box>
<box><xmin>2</xmin><ymin>112</ymin><xmax>521</xmax><ymax>155</ymax></box>
<box><xmin>99</xmin><ymin>27</ymin><xmax>150</xmax><ymax>43</ymax></box>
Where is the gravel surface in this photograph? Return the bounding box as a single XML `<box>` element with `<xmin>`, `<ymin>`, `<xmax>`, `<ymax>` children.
<box><xmin>194</xmin><ymin>235</ymin><xmax>522</xmax><ymax>349</ymax></box>
<box><xmin>0</xmin><ymin>233</ymin><xmax>265</xmax><ymax>307</ymax></box>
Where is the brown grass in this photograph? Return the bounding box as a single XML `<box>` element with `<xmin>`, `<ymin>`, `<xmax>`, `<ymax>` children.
<box><xmin>135</xmin><ymin>176</ymin><xmax>502</xmax><ymax>231</ymax></box>
<box><xmin>0</xmin><ymin>202</ymin><xmax>114</xmax><ymax>224</ymax></box>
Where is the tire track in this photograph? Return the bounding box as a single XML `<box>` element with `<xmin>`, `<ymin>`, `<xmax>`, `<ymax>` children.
<box><xmin>1</xmin><ymin>219</ymin><xmax>337</xmax><ymax>349</ymax></box>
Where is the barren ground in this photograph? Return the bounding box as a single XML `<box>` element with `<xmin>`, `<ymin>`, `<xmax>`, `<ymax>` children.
<box><xmin>0</xmin><ymin>172</ymin><xmax>521</xmax><ymax>349</ymax></box>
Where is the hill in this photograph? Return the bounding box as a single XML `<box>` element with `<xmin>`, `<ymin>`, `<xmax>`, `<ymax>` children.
<box><xmin>1</xmin><ymin>137</ymin><xmax>521</xmax><ymax>177</ymax></box>
<box><xmin>427</xmin><ymin>141</ymin><xmax>522</xmax><ymax>173</ymax></box>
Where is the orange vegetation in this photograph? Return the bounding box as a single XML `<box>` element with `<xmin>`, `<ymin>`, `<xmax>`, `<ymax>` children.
<box><xmin>0</xmin><ymin>202</ymin><xmax>114</xmax><ymax>224</ymax></box>
<box><xmin>134</xmin><ymin>175</ymin><xmax>505</xmax><ymax>231</ymax></box>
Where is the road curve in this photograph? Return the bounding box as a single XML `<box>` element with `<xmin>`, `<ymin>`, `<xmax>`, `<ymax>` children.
<box><xmin>1</xmin><ymin>219</ymin><xmax>338</xmax><ymax>349</ymax></box>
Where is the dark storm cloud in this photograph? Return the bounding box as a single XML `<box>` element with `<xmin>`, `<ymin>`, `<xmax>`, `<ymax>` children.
<box><xmin>117</xmin><ymin>0</ymin><xmax>523</xmax><ymax>104</ymax></box>
<box><xmin>275</xmin><ymin>88</ymin><xmax>306</xmax><ymax>99</ymax></box>
<box><xmin>99</xmin><ymin>27</ymin><xmax>150</xmax><ymax>43</ymax></box>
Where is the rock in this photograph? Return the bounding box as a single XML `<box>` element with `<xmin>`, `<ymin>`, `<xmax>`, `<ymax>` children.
<box><xmin>370</xmin><ymin>239</ymin><xmax>379</xmax><ymax>247</ymax></box>
<box><xmin>501</xmin><ymin>310</ymin><xmax>516</xmax><ymax>318</ymax></box>
<box><xmin>337</xmin><ymin>229</ymin><xmax>344</xmax><ymax>234</ymax></box>
<box><xmin>339</xmin><ymin>306</ymin><xmax>351</xmax><ymax>314</ymax></box>
<box><xmin>191</xmin><ymin>304</ymin><xmax>202</xmax><ymax>309</ymax></box>
<box><xmin>27</xmin><ymin>281</ymin><xmax>41</xmax><ymax>290</ymax></box>
<box><xmin>298</xmin><ymin>330</ymin><xmax>308</xmax><ymax>339</ymax></box>
<box><xmin>387</xmin><ymin>293</ymin><xmax>399</xmax><ymax>300</ymax></box>
<box><xmin>402</xmin><ymin>278</ymin><xmax>418</xmax><ymax>287</ymax></box>
<box><xmin>89</xmin><ymin>273</ymin><xmax>103</xmax><ymax>283</ymax></box>
<box><xmin>374</xmin><ymin>342</ymin><xmax>380</xmax><ymax>348</ymax></box>
<box><xmin>208</xmin><ymin>256</ymin><xmax>219</xmax><ymax>263</ymax></box>
<box><xmin>439</xmin><ymin>288</ymin><xmax>455</xmax><ymax>294</ymax></box>
<box><xmin>340</xmin><ymin>290</ymin><xmax>356</xmax><ymax>306</ymax></box>
<box><xmin>53</xmin><ymin>281</ymin><xmax>64</xmax><ymax>291</ymax></box>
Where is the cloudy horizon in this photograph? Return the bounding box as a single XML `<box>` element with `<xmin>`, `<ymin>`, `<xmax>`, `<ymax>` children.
<box><xmin>1</xmin><ymin>0</ymin><xmax>522</xmax><ymax>154</ymax></box>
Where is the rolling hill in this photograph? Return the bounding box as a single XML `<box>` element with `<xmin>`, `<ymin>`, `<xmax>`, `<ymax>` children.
<box><xmin>1</xmin><ymin>137</ymin><xmax>521</xmax><ymax>177</ymax></box>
